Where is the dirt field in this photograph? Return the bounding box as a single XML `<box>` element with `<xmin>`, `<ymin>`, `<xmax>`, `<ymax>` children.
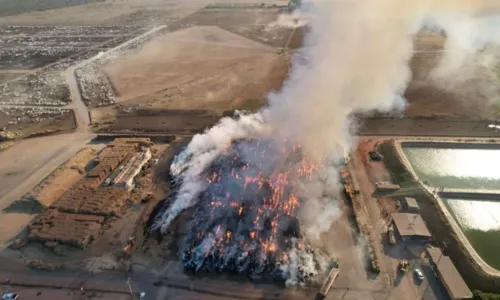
<box><xmin>92</xmin><ymin>20</ymin><xmax>290</xmax><ymax>133</ymax></box>
<box><xmin>0</xmin><ymin>72</ymin><xmax>24</xmax><ymax>84</ymax></box>
<box><xmin>23</xmin><ymin>147</ymin><xmax>97</xmax><ymax>207</ymax></box>
<box><xmin>103</xmin><ymin>25</ymin><xmax>288</xmax><ymax>110</ymax></box>
<box><xmin>405</xmin><ymin>31</ymin><xmax>497</xmax><ymax>120</ymax></box>
<box><xmin>0</xmin><ymin>0</ymin><xmax>199</xmax><ymax>26</ymax></box>
<box><xmin>0</xmin><ymin>0</ymin><xmax>288</xmax><ymax>26</ymax></box>
<box><xmin>0</xmin><ymin>133</ymin><xmax>91</xmax><ymax>248</ymax></box>
<box><xmin>94</xmin><ymin>109</ymin><xmax>220</xmax><ymax>134</ymax></box>
<box><xmin>358</xmin><ymin>118</ymin><xmax>499</xmax><ymax>137</ymax></box>
<box><xmin>179</xmin><ymin>7</ymin><xmax>301</xmax><ymax>49</ymax></box>
<box><xmin>0</xmin><ymin>108</ymin><xmax>76</xmax><ymax>139</ymax></box>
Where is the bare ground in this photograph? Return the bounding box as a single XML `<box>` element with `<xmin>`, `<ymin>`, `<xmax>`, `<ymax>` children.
<box><xmin>0</xmin><ymin>0</ymin><xmax>204</xmax><ymax>26</ymax></box>
<box><xmin>93</xmin><ymin>23</ymin><xmax>290</xmax><ymax>133</ymax></box>
<box><xmin>0</xmin><ymin>133</ymin><xmax>91</xmax><ymax>248</ymax></box>
<box><xmin>0</xmin><ymin>0</ymin><xmax>288</xmax><ymax>26</ymax></box>
<box><xmin>103</xmin><ymin>25</ymin><xmax>288</xmax><ymax>111</ymax></box>
<box><xmin>0</xmin><ymin>109</ymin><xmax>76</xmax><ymax>139</ymax></box>
<box><xmin>23</xmin><ymin>147</ymin><xmax>97</xmax><ymax>207</ymax></box>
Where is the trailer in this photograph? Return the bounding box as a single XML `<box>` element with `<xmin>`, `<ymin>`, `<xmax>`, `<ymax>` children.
<box><xmin>388</xmin><ymin>226</ymin><xmax>396</xmax><ymax>245</ymax></box>
<box><xmin>318</xmin><ymin>266</ymin><xmax>340</xmax><ymax>298</ymax></box>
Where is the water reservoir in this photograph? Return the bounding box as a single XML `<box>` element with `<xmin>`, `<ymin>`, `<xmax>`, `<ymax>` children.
<box><xmin>402</xmin><ymin>144</ymin><xmax>500</xmax><ymax>270</ymax></box>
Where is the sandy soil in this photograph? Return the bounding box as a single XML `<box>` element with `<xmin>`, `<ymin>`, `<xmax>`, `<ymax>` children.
<box><xmin>25</xmin><ymin>147</ymin><xmax>97</xmax><ymax>207</ymax></box>
<box><xmin>0</xmin><ymin>133</ymin><xmax>91</xmax><ymax>248</ymax></box>
<box><xmin>103</xmin><ymin>26</ymin><xmax>288</xmax><ymax>111</ymax></box>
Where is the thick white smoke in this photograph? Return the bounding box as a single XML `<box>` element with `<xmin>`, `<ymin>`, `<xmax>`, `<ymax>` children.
<box><xmin>154</xmin><ymin>0</ymin><xmax>500</xmax><ymax>283</ymax></box>
<box><xmin>155</xmin><ymin>113</ymin><xmax>266</xmax><ymax>233</ymax></box>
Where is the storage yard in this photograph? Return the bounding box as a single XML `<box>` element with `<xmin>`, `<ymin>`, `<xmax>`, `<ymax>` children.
<box><xmin>24</xmin><ymin>138</ymin><xmax>154</xmax><ymax>250</ymax></box>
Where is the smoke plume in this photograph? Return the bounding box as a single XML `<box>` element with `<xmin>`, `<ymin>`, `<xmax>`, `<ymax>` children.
<box><xmin>154</xmin><ymin>0</ymin><xmax>500</xmax><ymax>284</ymax></box>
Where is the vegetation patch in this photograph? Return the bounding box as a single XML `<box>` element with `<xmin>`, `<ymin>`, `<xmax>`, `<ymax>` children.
<box><xmin>378</xmin><ymin>141</ymin><xmax>415</xmax><ymax>188</ymax></box>
<box><xmin>474</xmin><ymin>290</ymin><xmax>500</xmax><ymax>300</ymax></box>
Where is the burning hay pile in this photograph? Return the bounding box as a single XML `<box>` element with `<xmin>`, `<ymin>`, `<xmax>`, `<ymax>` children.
<box><xmin>181</xmin><ymin>138</ymin><xmax>330</xmax><ymax>283</ymax></box>
<box><xmin>155</xmin><ymin>134</ymin><xmax>335</xmax><ymax>285</ymax></box>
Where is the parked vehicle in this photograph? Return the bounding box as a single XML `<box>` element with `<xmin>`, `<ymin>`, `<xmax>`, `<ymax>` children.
<box><xmin>414</xmin><ymin>268</ymin><xmax>425</xmax><ymax>281</ymax></box>
<box><xmin>2</xmin><ymin>292</ymin><xmax>19</xmax><ymax>300</ymax></box>
<box><xmin>387</xmin><ymin>226</ymin><xmax>396</xmax><ymax>245</ymax></box>
<box><xmin>369</xmin><ymin>151</ymin><xmax>384</xmax><ymax>161</ymax></box>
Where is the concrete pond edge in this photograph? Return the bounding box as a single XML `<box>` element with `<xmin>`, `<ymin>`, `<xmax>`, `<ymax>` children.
<box><xmin>393</xmin><ymin>138</ymin><xmax>500</xmax><ymax>278</ymax></box>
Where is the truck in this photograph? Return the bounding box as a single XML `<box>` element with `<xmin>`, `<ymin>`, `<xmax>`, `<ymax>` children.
<box><xmin>318</xmin><ymin>261</ymin><xmax>340</xmax><ymax>298</ymax></box>
<box><xmin>387</xmin><ymin>226</ymin><xmax>396</xmax><ymax>245</ymax></box>
<box><xmin>369</xmin><ymin>150</ymin><xmax>384</xmax><ymax>161</ymax></box>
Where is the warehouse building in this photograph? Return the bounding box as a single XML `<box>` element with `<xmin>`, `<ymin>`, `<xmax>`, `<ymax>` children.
<box><xmin>375</xmin><ymin>182</ymin><xmax>400</xmax><ymax>193</ymax></box>
<box><xmin>427</xmin><ymin>248</ymin><xmax>473</xmax><ymax>299</ymax></box>
<box><xmin>392</xmin><ymin>213</ymin><xmax>431</xmax><ymax>242</ymax></box>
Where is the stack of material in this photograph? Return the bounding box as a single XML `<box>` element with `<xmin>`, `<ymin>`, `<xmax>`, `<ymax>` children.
<box><xmin>50</xmin><ymin>182</ymin><xmax>94</xmax><ymax>213</ymax></box>
<box><xmin>28</xmin><ymin>138</ymin><xmax>153</xmax><ymax>248</ymax></box>
<box><xmin>341</xmin><ymin>167</ymin><xmax>381</xmax><ymax>273</ymax></box>
<box><xmin>79</xmin><ymin>187</ymin><xmax>128</xmax><ymax>216</ymax></box>
<box><xmin>109</xmin><ymin>138</ymin><xmax>152</xmax><ymax>147</ymax></box>
<box><xmin>28</xmin><ymin>209</ymin><xmax>104</xmax><ymax>248</ymax></box>
<box><xmin>88</xmin><ymin>153</ymin><xmax>130</xmax><ymax>180</ymax></box>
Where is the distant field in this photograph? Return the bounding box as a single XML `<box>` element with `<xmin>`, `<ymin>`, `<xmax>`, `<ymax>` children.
<box><xmin>0</xmin><ymin>0</ymin><xmax>104</xmax><ymax>17</ymax></box>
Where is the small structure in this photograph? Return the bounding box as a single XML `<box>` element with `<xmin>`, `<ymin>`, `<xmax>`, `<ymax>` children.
<box><xmin>392</xmin><ymin>213</ymin><xmax>431</xmax><ymax>242</ymax></box>
<box><xmin>113</xmin><ymin>148</ymin><xmax>152</xmax><ymax>191</ymax></box>
<box><xmin>376</xmin><ymin>182</ymin><xmax>400</xmax><ymax>193</ymax></box>
<box><xmin>404</xmin><ymin>197</ymin><xmax>419</xmax><ymax>212</ymax></box>
<box><xmin>427</xmin><ymin>248</ymin><xmax>472</xmax><ymax>300</ymax></box>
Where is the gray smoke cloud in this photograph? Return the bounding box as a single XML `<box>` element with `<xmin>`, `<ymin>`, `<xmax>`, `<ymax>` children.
<box><xmin>154</xmin><ymin>0</ymin><xmax>500</xmax><ymax>283</ymax></box>
<box><xmin>156</xmin><ymin>113</ymin><xmax>266</xmax><ymax>233</ymax></box>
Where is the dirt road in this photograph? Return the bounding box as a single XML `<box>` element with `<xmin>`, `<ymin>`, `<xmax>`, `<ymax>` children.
<box><xmin>65</xmin><ymin>25</ymin><xmax>168</xmax><ymax>132</ymax></box>
<box><xmin>359</xmin><ymin>118</ymin><xmax>500</xmax><ymax>137</ymax></box>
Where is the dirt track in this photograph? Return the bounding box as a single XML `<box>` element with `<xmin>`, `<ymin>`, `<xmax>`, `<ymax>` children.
<box><xmin>358</xmin><ymin>118</ymin><xmax>500</xmax><ymax>137</ymax></box>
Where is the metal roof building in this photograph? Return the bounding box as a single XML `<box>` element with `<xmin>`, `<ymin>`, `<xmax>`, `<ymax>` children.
<box><xmin>392</xmin><ymin>213</ymin><xmax>431</xmax><ymax>241</ymax></box>
<box><xmin>427</xmin><ymin>248</ymin><xmax>473</xmax><ymax>299</ymax></box>
<box><xmin>404</xmin><ymin>197</ymin><xmax>420</xmax><ymax>212</ymax></box>
<box><xmin>375</xmin><ymin>182</ymin><xmax>400</xmax><ymax>192</ymax></box>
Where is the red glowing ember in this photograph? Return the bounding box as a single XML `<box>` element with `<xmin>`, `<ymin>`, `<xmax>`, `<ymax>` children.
<box><xmin>181</xmin><ymin>138</ymin><xmax>319</xmax><ymax>280</ymax></box>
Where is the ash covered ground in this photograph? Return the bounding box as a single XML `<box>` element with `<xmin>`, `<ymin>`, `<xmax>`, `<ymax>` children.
<box><xmin>157</xmin><ymin>137</ymin><xmax>338</xmax><ymax>285</ymax></box>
